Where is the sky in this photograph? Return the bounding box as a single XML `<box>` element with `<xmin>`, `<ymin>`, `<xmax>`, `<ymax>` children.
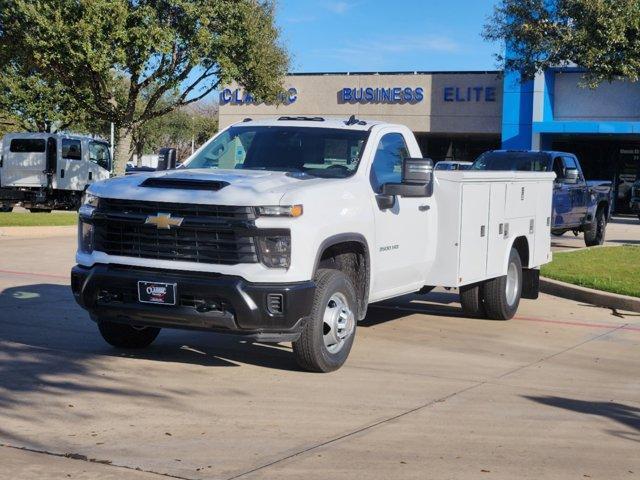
<box><xmin>276</xmin><ymin>0</ymin><xmax>500</xmax><ymax>73</ymax></box>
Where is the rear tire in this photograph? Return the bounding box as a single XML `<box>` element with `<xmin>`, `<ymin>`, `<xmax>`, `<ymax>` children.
<box><xmin>459</xmin><ymin>283</ymin><xmax>486</xmax><ymax>317</ymax></box>
<box><xmin>293</xmin><ymin>269</ymin><xmax>357</xmax><ymax>373</ymax></box>
<box><xmin>584</xmin><ymin>207</ymin><xmax>606</xmax><ymax>247</ymax></box>
<box><xmin>28</xmin><ymin>208</ymin><xmax>52</xmax><ymax>213</ymax></box>
<box><xmin>482</xmin><ymin>248</ymin><xmax>522</xmax><ymax>320</ymax></box>
<box><xmin>98</xmin><ymin>319</ymin><xmax>160</xmax><ymax>349</ymax></box>
<box><xmin>0</xmin><ymin>204</ymin><xmax>13</xmax><ymax>212</ymax></box>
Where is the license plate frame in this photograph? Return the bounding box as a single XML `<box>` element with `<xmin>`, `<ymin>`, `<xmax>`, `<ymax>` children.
<box><xmin>137</xmin><ymin>281</ymin><xmax>177</xmax><ymax>306</ymax></box>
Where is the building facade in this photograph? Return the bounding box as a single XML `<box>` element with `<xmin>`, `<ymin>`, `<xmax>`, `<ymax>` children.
<box><xmin>218</xmin><ymin>72</ymin><xmax>503</xmax><ymax>164</ymax></box>
<box><xmin>218</xmin><ymin>68</ymin><xmax>640</xmax><ymax>213</ymax></box>
<box><xmin>503</xmin><ymin>67</ymin><xmax>640</xmax><ymax>213</ymax></box>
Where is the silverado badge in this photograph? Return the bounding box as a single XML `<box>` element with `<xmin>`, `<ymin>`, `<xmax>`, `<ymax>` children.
<box><xmin>145</xmin><ymin>213</ymin><xmax>184</xmax><ymax>230</ymax></box>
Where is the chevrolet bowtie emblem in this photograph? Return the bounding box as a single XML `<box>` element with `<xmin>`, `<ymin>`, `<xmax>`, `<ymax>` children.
<box><xmin>145</xmin><ymin>213</ymin><xmax>184</xmax><ymax>229</ymax></box>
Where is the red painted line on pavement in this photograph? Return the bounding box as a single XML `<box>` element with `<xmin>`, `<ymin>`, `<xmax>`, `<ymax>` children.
<box><xmin>515</xmin><ymin>315</ymin><xmax>640</xmax><ymax>332</ymax></box>
<box><xmin>0</xmin><ymin>268</ymin><xmax>68</xmax><ymax>280</ymax></box>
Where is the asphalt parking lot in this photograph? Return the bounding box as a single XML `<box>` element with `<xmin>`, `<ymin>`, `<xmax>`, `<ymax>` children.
<box><xmin>1</xmin><ymin>229</ymin><xmax>639</xmax><ymax>479</ymax></box>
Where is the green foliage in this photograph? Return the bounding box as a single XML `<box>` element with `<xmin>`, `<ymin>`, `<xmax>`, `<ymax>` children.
<box><xmin>541</xmin><ymin>245</ymin><xmax>640</xmax><ymax>297</ymax></box>
<box><xmin>483</xmin><ymin>0</ymin><xmax>640</xmax><ymax>86</ymax></box>
<box><xmin>0</xmin><ymin>0</ymin><xmax>288</xmax><ymax>172</ymax></box>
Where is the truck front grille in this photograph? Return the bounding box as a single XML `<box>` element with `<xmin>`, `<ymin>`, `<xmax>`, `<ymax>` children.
<box><xmin>92</xmin><ymin>198</ymin><xmax>260</xmax><ymax>265</ymax></box>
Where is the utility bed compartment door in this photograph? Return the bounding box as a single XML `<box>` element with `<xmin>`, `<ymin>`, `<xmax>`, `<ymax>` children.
<box><xmin>505</xmin><ymin>182</ymin><xmax>537</xmax><ymax>218</ymax></box>
<box><xmin>458</xmin><ymin>183</ymin><xmax>490</xmax><ymax>284</ymax></box>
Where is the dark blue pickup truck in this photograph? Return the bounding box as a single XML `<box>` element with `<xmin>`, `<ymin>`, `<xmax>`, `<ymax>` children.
<box><xmin>472</xmin><ymin>150</ymin><xmax>612</xmax><ymax>246</ymax></box>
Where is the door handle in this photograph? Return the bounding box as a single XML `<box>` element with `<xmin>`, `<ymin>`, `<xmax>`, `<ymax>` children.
<box><xmin>89</xmin><ymin>172</ymin><xmax>93</xmax><ymax>180</ymax></box>
<box><xmin>418</xmin><ymin>204</ymin><xmax>430</xmax><ymax>212</ymax></box>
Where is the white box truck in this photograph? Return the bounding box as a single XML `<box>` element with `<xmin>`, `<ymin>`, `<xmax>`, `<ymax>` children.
<box><xmin>0</xmin><ymin>133</ymin><xmax>111</xmax><ymax>212</ymax></box>
<box><xmin>71</xmin><ymin>117</ymin><xmax>554</xmax><ymax>372</ymax></box>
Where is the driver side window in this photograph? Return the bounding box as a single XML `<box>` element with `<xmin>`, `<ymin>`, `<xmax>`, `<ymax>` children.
<box><xmin>89</xmin><ymin>142</ymin><xmax>111</xmax><ymax>170</ymax></box>
<box><xmin>370</xmin><ymin>133</ymin><xmax>408</xmax><ymax>193</ymax></box>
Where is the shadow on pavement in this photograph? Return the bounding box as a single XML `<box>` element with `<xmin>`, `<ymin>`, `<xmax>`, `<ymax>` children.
<box><xmin>0</xmin><ymin>283</ymin><xmax>302</xmax><ymax>386</ymax></box>
<box><xmin>0</xmin><ymin>282</ymin><xmax>502</xmax><ymax>380</ymax></box>
<box><xmin>361</xmin><ymin>291</ymin><xmax>470</xmax><ymax>327</ymax></box>
<box><xmin>608</xmin><ymin>239</ymin><xmax>640</xmax><ymax>245</ymax></box>
<box><xmin>609</xmin><ymin>215</ymin><xmax>639</xmax><ymax>226</ymax></box>
<box><xmin>525</xmin><ymin>395</ymin><xmax>640</xmax><ymax>442</ymax></box>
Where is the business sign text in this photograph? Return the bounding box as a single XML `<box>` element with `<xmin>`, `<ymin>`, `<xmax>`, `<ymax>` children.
<box><xmin>444</xmin><ymin>86</ymin><xmax>496</xmax><ymax>102</ymax></box>
<box><xmin>220</xmin><ymin>87</ymin><xmax>298</xmax><ymax>106</ymax></box>
<box><xmin>339</xmin><ymin>87</ymin><xmax>424</xmax><ymax>104</ymax></box>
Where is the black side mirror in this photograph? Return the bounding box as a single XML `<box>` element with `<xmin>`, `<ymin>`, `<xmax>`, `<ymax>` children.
<box><xmin>381</xmin><ymin>157</ymin><xmax>434</xmax><ymax>198</ymax></box>
<box><xmin>157</xmin><ymin>147</ymin><xmax>177</xmax><ymax>171</ymax></box>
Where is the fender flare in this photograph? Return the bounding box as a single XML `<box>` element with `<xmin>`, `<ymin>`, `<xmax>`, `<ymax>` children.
<box><xmin>502</xmin><ymin>235</ymin><xmax>531</xmax><ymax>274</ymax></box>
<box><xmin>313</xmin><ymin>233</ymin><xmax>371</xmax><ymax>320</ymax></box>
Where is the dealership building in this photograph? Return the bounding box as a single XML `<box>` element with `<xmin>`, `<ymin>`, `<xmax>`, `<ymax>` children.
<box><xmin>219</xmin><ymin>69</ymin><xmax>640</xmax><ymax>212</ymax></box>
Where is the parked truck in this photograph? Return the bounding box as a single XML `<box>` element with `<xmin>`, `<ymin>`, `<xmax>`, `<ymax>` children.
<box><xmin>471</xmin><ymin>150</ymin><xmax>612</xmax><ymax>246</ymax></box>
<box><xmin>0</xmin><ymin>133</ymin><xmax>111</xmax><ymax>212</ymax></box>
<box><xmin>71</xmin><ymin>117</ymin><xmax>554</xmax><ymax>372</ymax></box>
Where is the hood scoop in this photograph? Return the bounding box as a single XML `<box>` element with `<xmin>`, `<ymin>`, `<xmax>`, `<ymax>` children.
<box><xmin>141</xmin><ymin>177</ymin><xmax>229</xmax><ymax>191</ymax></box>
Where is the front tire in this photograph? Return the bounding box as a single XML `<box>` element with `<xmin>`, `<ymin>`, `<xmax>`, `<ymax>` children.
<box><xmin>98</xmin><ymin>319</ymin><xmax>160</xmax><ymax>349</ymax></box>
<box><xmin>293</xmin><ymin>269</ymin><xmax>357</xmax><ymax>373</ymax></box>
<box><xmin>0</xmin><ymin>204</ymin><xmax>13</xmax><ymax>213</ymax></box>
<box><xmin>584</xmin><ymin>207</ymin><xmax>606</xmax><ymax>247</ymax></box>
<box><xmin>482</xmin><ymin>248</ymin><xmax>522</xmax><ymax>320</ymax></box>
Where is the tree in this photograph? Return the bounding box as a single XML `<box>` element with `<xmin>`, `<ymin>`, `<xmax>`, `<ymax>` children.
<box><xmin>483</xmin><ymin>0</ymin><xmax>640</xmax><ymax>86</ymax></box>
<box><xmin>132</xmin><ymin>101</ymin><xmax>218</xmax><ymax>163</ymax></box>
<box><xmin>0</xmin><ymin>0</ymin><xmax>288</xmax><ymax>174</ymax></box>
<box><xmin>0</xmin><ymin>44</ymin><xmax>93</xmax><ymax>132</ymax></box>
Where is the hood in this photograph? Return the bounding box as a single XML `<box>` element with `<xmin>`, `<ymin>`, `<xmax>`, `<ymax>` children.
<box><xmin>88</xmin><ymin>168</ymin><xmax>327</xmax><ymax>206</ymax></box>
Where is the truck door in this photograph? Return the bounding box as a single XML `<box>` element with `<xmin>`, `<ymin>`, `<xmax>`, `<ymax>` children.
<box><xmin>563</xmin><ymin>155</ymin><xmax>588</xmax><ymax>224</ymax></box>
<box><xmin>551</xmin><ymin>156</ymin><xmax>572</xmax><ymax>228</ymax></box>
<box><xmin>88</xmin><ymin>141</ymin><xmax>111</xmax><ymax>183</ymax></box>
<box><xmin>57</xmin><ymin>138</ymin><xmax>84</xmax><ymax>191</ymax></box>
<box><xmin>368</xmin><ymin>131</ymin><xmax>432</xmax><ymax>298</ymax></box>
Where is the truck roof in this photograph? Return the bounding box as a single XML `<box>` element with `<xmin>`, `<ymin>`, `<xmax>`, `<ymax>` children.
<box><xmin>484</xmin><ymin>149</ymin><xmax>576</xmax><ymax>158</ymax></box>
<box><xmin>231</xmin><ymin>116</ymin><xmax>389</xmax><ymax>131</ymax></box>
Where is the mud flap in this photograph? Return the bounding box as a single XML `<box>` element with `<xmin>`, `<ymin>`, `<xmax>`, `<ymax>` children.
<box><xmin>522</xmin><ymin>268</ymin><xmax>540</xmax><ymax>299</ymax></box>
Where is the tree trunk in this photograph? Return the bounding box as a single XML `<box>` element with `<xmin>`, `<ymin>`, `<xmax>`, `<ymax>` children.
<box><xmin>136</xmin><ymin>141</ymin><xmax>144</xmax><ymax>168</ymax></box>
<box><xmin>113</xmin><ymin>126</ymin><xmax>133</xmax><ymax>176</ymax></box>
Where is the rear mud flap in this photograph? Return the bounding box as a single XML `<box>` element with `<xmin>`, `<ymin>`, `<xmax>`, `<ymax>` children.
<box><xmin>522</xmin><ymin>268</ymin><xmax>540</xmax><ymax>300</ymax></box>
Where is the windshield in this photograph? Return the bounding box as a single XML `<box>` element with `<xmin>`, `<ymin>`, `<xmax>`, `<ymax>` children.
<box><xmin>184</xmin><ymin>126</ymin><xmax>369</xmax><ymax>179</ymax></box>
<box><xmin>471</xmin><ymin>151</ymin><xmax>549</xmax><ymax>171</ymax></box>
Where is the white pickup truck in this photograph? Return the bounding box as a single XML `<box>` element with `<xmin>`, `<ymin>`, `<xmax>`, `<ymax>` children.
<box><xmin>72</xmin><ymin>117</ymin><xmax>554</xmax><ymax>372</ymax></box>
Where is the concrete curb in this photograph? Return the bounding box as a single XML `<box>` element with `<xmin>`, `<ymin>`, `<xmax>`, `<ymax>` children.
<box><xmin>540</xmin><ymin>276</ymin><xmax>640</xmax><ymax>313</ymax></box>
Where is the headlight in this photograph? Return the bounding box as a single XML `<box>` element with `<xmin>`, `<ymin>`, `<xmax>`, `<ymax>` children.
<box><xmin>256</xmin><ymin>236</ymin><xmax>291</xmax><ymax>268</ymax></box>
<box><xmin>256</xmin><ymin>205</ymin><xmax>303</xmax><ymax>217</ymax></box>
<box><xmin>78</xmin><ymin>221</ymin><xmax>94</xmax><ymax>253</ymax></box>
<box><xmin>79</xmin><ymin>192</ymin><xmax>99</xmax><ymax>218</ymax></box>
<box><xmin>82</xmin><ymin>192</ymin><xmax>99</xmax><ymax>207</ymax></box>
